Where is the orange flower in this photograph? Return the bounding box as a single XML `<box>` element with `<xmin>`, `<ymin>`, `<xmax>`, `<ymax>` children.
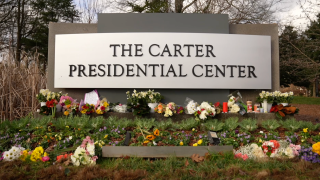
<box><xmin>143</xmin><ymin>140</ymin><xmax>150</xmax><ymax>144</ymax></box>
<box><xmin>154</xmin><ymin>129</ymin><xmax>160</xmax><ymax>136</ymax></box>
<box><xmin>66</xmin><ymin>104</ymin><xmax>71</xmax><ymax>109</ymax></box>
<box><xmin>78</xmin><ymin>128</ymin><xmax>81</xmax><ymax>131</ymax></box>
<box><xmin>146</xmin><ymin>135</ymin><xmax>155</xmax><ymax>141</ymax></box>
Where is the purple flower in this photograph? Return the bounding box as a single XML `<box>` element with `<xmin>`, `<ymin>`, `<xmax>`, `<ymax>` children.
<box><xmin>199</xmin><ymin>135</ymin><xmax>203</xmax><ymax>139</ymax></box>
<box><xmin>122</xmin><ymin>128</ymin><xmax>125</xmax><ymax>130</ymax></box>
<box><xmin>117</xmin><ymin>131</ymin><xmax>120</xmax><ymax>133</ymax></box>
<box><xmin>115</xmin><ymin>141</ymin><xmax>119</xmax><ymax>144</ymax></box>
<box><xmin>182</xmin><ymin>131</ymin><xmax>185</xmax><ymax>133</ymax></box>
<box><xmin>104</xmin><ymin>126</ymin><xmax>107</xmax><ymax>130</ymax></box>
<box><xmin>235</xmin><ymin>130</ymin><xmax>239</xmax><ymax>134</ymax></box>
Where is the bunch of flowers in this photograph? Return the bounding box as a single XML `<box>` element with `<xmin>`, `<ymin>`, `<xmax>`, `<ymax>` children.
<box><xmin>186</xmin><ymin>100</ymin><xmax>198</xmax><ymax>114</ymax></box>
<box><xmin>37</xmin><ymin>89</ymin><xmax>63</xmax><ymax>102</ymax></box>
<box><xmin>194</xmin><ymin>102</ymin><xmax>216</xmax><ymax>121</ymax></box>
<box><xmin>71</xmin><ymin>136</ymin><xmax>98</xmax><ymax>166</ymax></box>
<box><xmin>228</xmin><ymin>96</ymin><xmax>240</xmax><ymax>113</ymax></box>
<box><xmin>262</xmin><ymin>140</ymin><xmax>280</xmax><ymax>157</ymax></box>
<box><xmin>164</xmin><ymin>102</ymin><xmax>176</xmax><ymax>117</ymax></box>
<box><xmin>59</xmin><ymin>95</ymin><xmax>74</xmax><ymax>107</ymax></box>
<box><xmin>63</xmin><ymin>102</ymin><xmax>79</xmax><ymax>116</ymax></box>
<box><xmin>126</xmin><ymin>89</ymin><xmax>163</xmax><ymax>105</ymax></box>
<box><xmin>113</xmin><ymin>104</ymin><xmax>127</xmax><ymax>113</ymax></box>
<box><xmin>235</xmin><ymin>143</ymin><xmax>266</xmax><ymax>160</ymax></box>
<box><xmin>2</xmin><ymin>146</ymin><xmax>25</xmax><ymax>161</ymax></box>
<box><xmin>176</xmin><ymin>106</ymin><xmax>184</xmax><ymax>114</ymax></box>
<box><xmin>256</xmin><ymin>91</ymin><xmax>275</xmax><ymax>103</ymax></box>
<box><xmin>192</xmin><ymin>139</ymin><xmax>203</xmax><ymax>146</ymax></box>
<box><xmin>154</xmin><ymin>103</ymin><xmax>166</xmax><ymax>114</ymax></box>
<box><xmin>300</xmin><ymin>146</ymin><xmax>320</xmax><ymax>163</ymax></box>
<box><xmin>30</xmin><ymin>146</ymin><xmax>50</xmax><ymax>162</ymax></box>
<box><xmin>234</xmin><ymin>153</ymin><xmax>249</xmax><ymax>161</ymax></box>
<box><xmin>214</xmin><ymin>102</ymin><xmax>222</xmax><ymax>114</ymax></box>
<box><xmin>56</xmin><ymin>153</ymin><xmax>73</xmax><ymax>162</ymax></box>
<box><xmin>94</xmin><ymin>140</ymin><xmax>106</xmax><ymax>148</ymax></box>
<box><xmin>80</xmin><ymin>103</ymin><xmax>95</xmax><ymax>115</ymax></box>
<box><xmin>95</xmin><ymin>98</ymin><xmax>110</xmax><ymax>114</ymax></box>
<box><xmin>275</xmin><ymin>91</ymin><xmax>294</xmax><ymax>103</ymax></box>
<box><xmin>144</xmin><ymin>129</ymin><xmax>160</xmax><ymax>144</ymax></box>
<box><xmin>270</xmin><ymin>104</ymin><xmax>298</xmax><ymax>118</ymax></box>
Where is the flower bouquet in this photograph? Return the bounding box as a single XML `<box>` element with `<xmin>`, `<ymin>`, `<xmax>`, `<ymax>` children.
<box><xmin>2</xmin><ymin>146</ymin><xmax>25</xmax><ymax>161</ymax></box>
<box><xmin>95</xmin><ymin>98</ymin><xmax>110</xmax><ymax>115</ymax></box>
<box><xmin>71</xmin><ymin>136</ymin><xmax>98</xmax><ymax>166</ymax></box>
<box><xmin>80</xmin><ymin>103</ymin><xmax>95</xmax><ymax>115</ymax></box>
<box><xmin>262</xmin><ymin>140</ymin><xmax>280</xmax><ymax>157</ymax></box>
<box><xmin>194</xmin><ymin>102</ymin><xmax>215</xmax><ymax>121</ymax></box>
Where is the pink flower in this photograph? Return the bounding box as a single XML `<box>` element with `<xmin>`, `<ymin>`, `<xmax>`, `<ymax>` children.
<box><xmin>234</xmin><ymin>153</ymin><xmax>242</xmax><ymax>159</ymax></box>
<box><xmin>242</xmin><ymin>154</ymin><xmax>248</xmax><ymax>161</ymax></box>
<box><xmin>92</xmin><ymin>156</ymin><xmax>98</xmax><ymax>161</ymax></box>
<box><xmin>42</xmin><ymin>156</ymin><xmax>50</xmax><ymax>162</ymax></box>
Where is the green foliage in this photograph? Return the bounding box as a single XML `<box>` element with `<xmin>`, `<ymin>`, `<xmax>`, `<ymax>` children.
<box><xmin>281</xmin><ymin>118</ymin><xmax>302</xmax><ymax>132</ymax></box>
<box><xmin>136</xmin><ymin>118</ymin><xmax>155</xmax><ymax>131</ymax></box>
<box><xmin>239</xmin><ymin>118</ymin><xmax>258</xmax><ymax>132</ymax></box>
<box><xmin>204</xmin><ymin>119</ymin><xmax>224</xmax><ymax>131</ymax></box>
<box><xmin>90</xmin><ymin>116</ymin><xmax>105</xmax><ymax>130</ymax></box>
<box><xmin>223</xmin><ymin>117</ymin><xmax>239</xmax><ymax>131</ymax></box>
<box><xmin>154</xmin><ymin>119</ymin><xmax>173</xmax><ymax>131</ymax></box>
<box><xmin>300</xmin><ymin>121</ymin><xmax>320</xmax><ymax>131</ymax></box>
<box><xmin>178</xmin><ymin>118</ymin><xmax>198</xmax><ymax>131</ymax></box>
<box><xmin>24</xmin><ymin>0</ymin><xmax>79</xmax><ymax>64</ymax></box>
<box><xmin>261</xmin><ymin>119</ymin><xmax>281</xmax><ymax>131</ymax></box>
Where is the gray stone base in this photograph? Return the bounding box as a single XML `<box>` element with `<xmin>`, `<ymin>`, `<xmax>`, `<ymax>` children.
<box><xmin>102</xmin><ymin>146</ymin><xmax>233</xmax><ymax>158</ymax></box>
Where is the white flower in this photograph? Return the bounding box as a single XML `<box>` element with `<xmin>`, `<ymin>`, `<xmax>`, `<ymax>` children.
<box><xmin>153</xmin><ymin>141</ymin><xmax>157</xmax><ymax>146</ymax></box>
<box><xmin>199</xmin><ymin>110</ymin><xmax>208</xmax><ymax>120</ymax></box>
<box><xmin>69</xmin><ymin>136</ymin><xmax>72</xmax><ymax>140</ymax></box>
<box><xmin>230</xmin><ymin>104</ymin><xmax>240</xmax><ymax>113</ymax></box>
<box><xmin>250</xmin><ymin>143</ymin><xmax>259</xmax><ymax>149</ymax></box>
<box><xmin>285</xmin><ymin>147</ymin><xmax>295</xmax><ymax>158</ymax></box>
<box><xmin>259</xmin><ymin>131</ymin><xmax>264</xmax><ymax>134</ymax></box>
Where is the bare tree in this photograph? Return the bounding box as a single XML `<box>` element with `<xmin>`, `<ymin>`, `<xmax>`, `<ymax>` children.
<box><xmin>78</xmin><ymin>0</ymin><xmax>111</xmax><ymax>23</ymax></box>
<box><xmin>190</xmin><ymin>0</ymin><xmax>284</xmax><ymax>24</ymax></box>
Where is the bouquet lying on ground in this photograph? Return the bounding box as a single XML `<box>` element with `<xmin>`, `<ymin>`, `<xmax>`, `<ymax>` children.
<box><xmin>71</xmin><ymin>136</ymin><xmax>98</xmax><ymax>166</ymax></box>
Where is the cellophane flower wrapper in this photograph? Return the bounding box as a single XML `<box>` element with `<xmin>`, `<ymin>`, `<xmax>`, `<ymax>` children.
<box><xmin>184</xmin><ymin>97</ymin><xmax>198</xmax><ymax>114</ymax></box>
<box><xmin>114</xmin><ymin>104</ymin><xmax>127</xmax><ymax>113</ymax></box>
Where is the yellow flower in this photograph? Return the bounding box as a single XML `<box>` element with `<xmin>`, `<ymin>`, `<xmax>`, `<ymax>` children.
<box><xmin>96</xmin><ymin>109</ymin><xmax>103</xmax><ymax>114</ymax></box>
<box><xmin>19</xmin><ymin>130</ymin><xmax>21</xmax><ymax>131</ymax></box>
<box><xmin>303</xmin><ymin>128</ymin><xmax>308</xmax><ymax>133</ymax></box>
<box><xmin>259</xmin><ymin>139</ymin><xmax>262</xmax><ymax>143</ymax></box>
<box><xmin>197</xmin><ymin>139</ymin><xmax>203</xmax><ymax>145</ymax></box>
<box><xmin>301</xmin><ymin>139</ymin><xmax>305</xmax><ymax>142</ymax></box>
<box><xmin>192</xmin><ymin>128</ymin><xmax>195</xmax><ymax>131</ymax></box>
<box><xmin>193</xmin><ymin>143</ymin><xmax>198</xmax><ymax>147</ymax></box>
<box><xmin>104</xmin><ymin>135</ymin><xmax>108</xmax><ymax>139</ymax></box>
<box><xmin>66</xmin><ymin>126</ymin><xmax>69</xmax><ymax>128</ymax></box>
<box><xmin>99</xmin><ymin>143</ymin><xmax>102</xmax><ymax>147</ymax></box>
<box><xmin>312</xmin><ymin>142</ymin><xmax>320</xmax><ymax>155</ymax></box>
<box><xmin>144</xmin><ymin>140</ymin><xmax>150</xmax><ymax>144</ymax></box>
<box><xmin>81</xmin><ymin>109</ymin><xmax>87</xmax><ymax>114</ymax></box>
<box><xmin>103</xmin><ymin>102</ymin><xmax>109</xmax><ymax>107</ymax></box>
<box><xmin>44</xmin><ymin>152</ymin><xmax>48</xmax><ymax>157</ymax></box>
<box><xmin>64</xmin><ymin>111</ymin><xmax>69</xmax><ymax>116</ymax></box>
<box><xmin>59</xmin><ymin>137</ymin><xmax>61</xmax><ymax>140</ymax></box>
<box><xmin>179</xmin><ymin>141</ymin><xmax>183</xmax><ymax>146</ymax></box>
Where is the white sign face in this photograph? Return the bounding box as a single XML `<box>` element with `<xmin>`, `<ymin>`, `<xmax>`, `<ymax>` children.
<box><xmin>55</xmin><ymin>33</ymin><xmax>271</xmax><ymax>89</ymax></box>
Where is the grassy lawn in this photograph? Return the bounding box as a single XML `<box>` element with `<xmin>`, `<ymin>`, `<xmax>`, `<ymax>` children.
<box><xmin>1</xmin><ymin>152</ymin><xmax>320</xmax><ymax>179</ymax></box>
<box><xmin>292</xmin><ymin>96</ymin><xmax>320</xmax><ymax>105</ymax></box>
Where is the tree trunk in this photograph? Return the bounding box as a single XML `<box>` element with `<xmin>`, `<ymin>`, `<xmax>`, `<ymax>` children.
<box><xmin>175</xmin><ymin>0</ymin><xmax>184</xmax><ymax>13</ymax></box>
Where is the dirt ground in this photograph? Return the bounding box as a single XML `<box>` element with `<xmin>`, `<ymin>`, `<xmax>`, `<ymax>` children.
<box><xmin>292</xmin><ymin>104</ymin><xmax>320</xmax><ymax>122</ymax></box>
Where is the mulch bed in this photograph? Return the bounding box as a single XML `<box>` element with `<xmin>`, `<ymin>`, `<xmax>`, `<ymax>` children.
<box><xmin>292</xmin><ymin>104</ymin><xmax>320</xmax><ymax>123</ymax></box>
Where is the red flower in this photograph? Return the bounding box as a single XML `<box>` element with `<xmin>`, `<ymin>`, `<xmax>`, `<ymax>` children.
<box><xmin>201</xmin><ymin>108</ymin><xmax>205</xmax><ymax>111</ymax></box>
<box><xmin>46</xmin><ymin>99</ymin><xmax>56</xmax><ymax>108</ymax></box>
<box><xmin>270</xmin><ymin>140</ymin><xmax>280</xmax><ymax>149</ymax></box>
<box><xmin>197</xmin><ymin>111</ymin><xmax>201</xmax><ymax>115</ymax></box>
<box><xmin>83</xmin><ymin>105</ymin><xmax>88</xmax><ymax>109</ymax></box>
<box><xmin>101</xmin><ymin>106</ymin><xmax>105</xmax><ymax>111</ymax></box>
<box><xmin>270</xmin><ymin>105</ymin><xmax>279</xmax><ymax>112</ymax></box>
<box><xmin>214</xmin><ymin>102</ymin><xmax>220</xmax><ymax>107</ymax></box>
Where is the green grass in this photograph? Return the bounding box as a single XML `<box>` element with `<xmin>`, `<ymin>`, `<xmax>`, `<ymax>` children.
<box><xmin>292</xmin><ymin>96</ymin><xmax>320</xmax><ymax>105</ymax></box>
<box><xmin>1</xmin><ymin>152</ymin><xmax>319</xmax><ymax>179</ymax></box>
